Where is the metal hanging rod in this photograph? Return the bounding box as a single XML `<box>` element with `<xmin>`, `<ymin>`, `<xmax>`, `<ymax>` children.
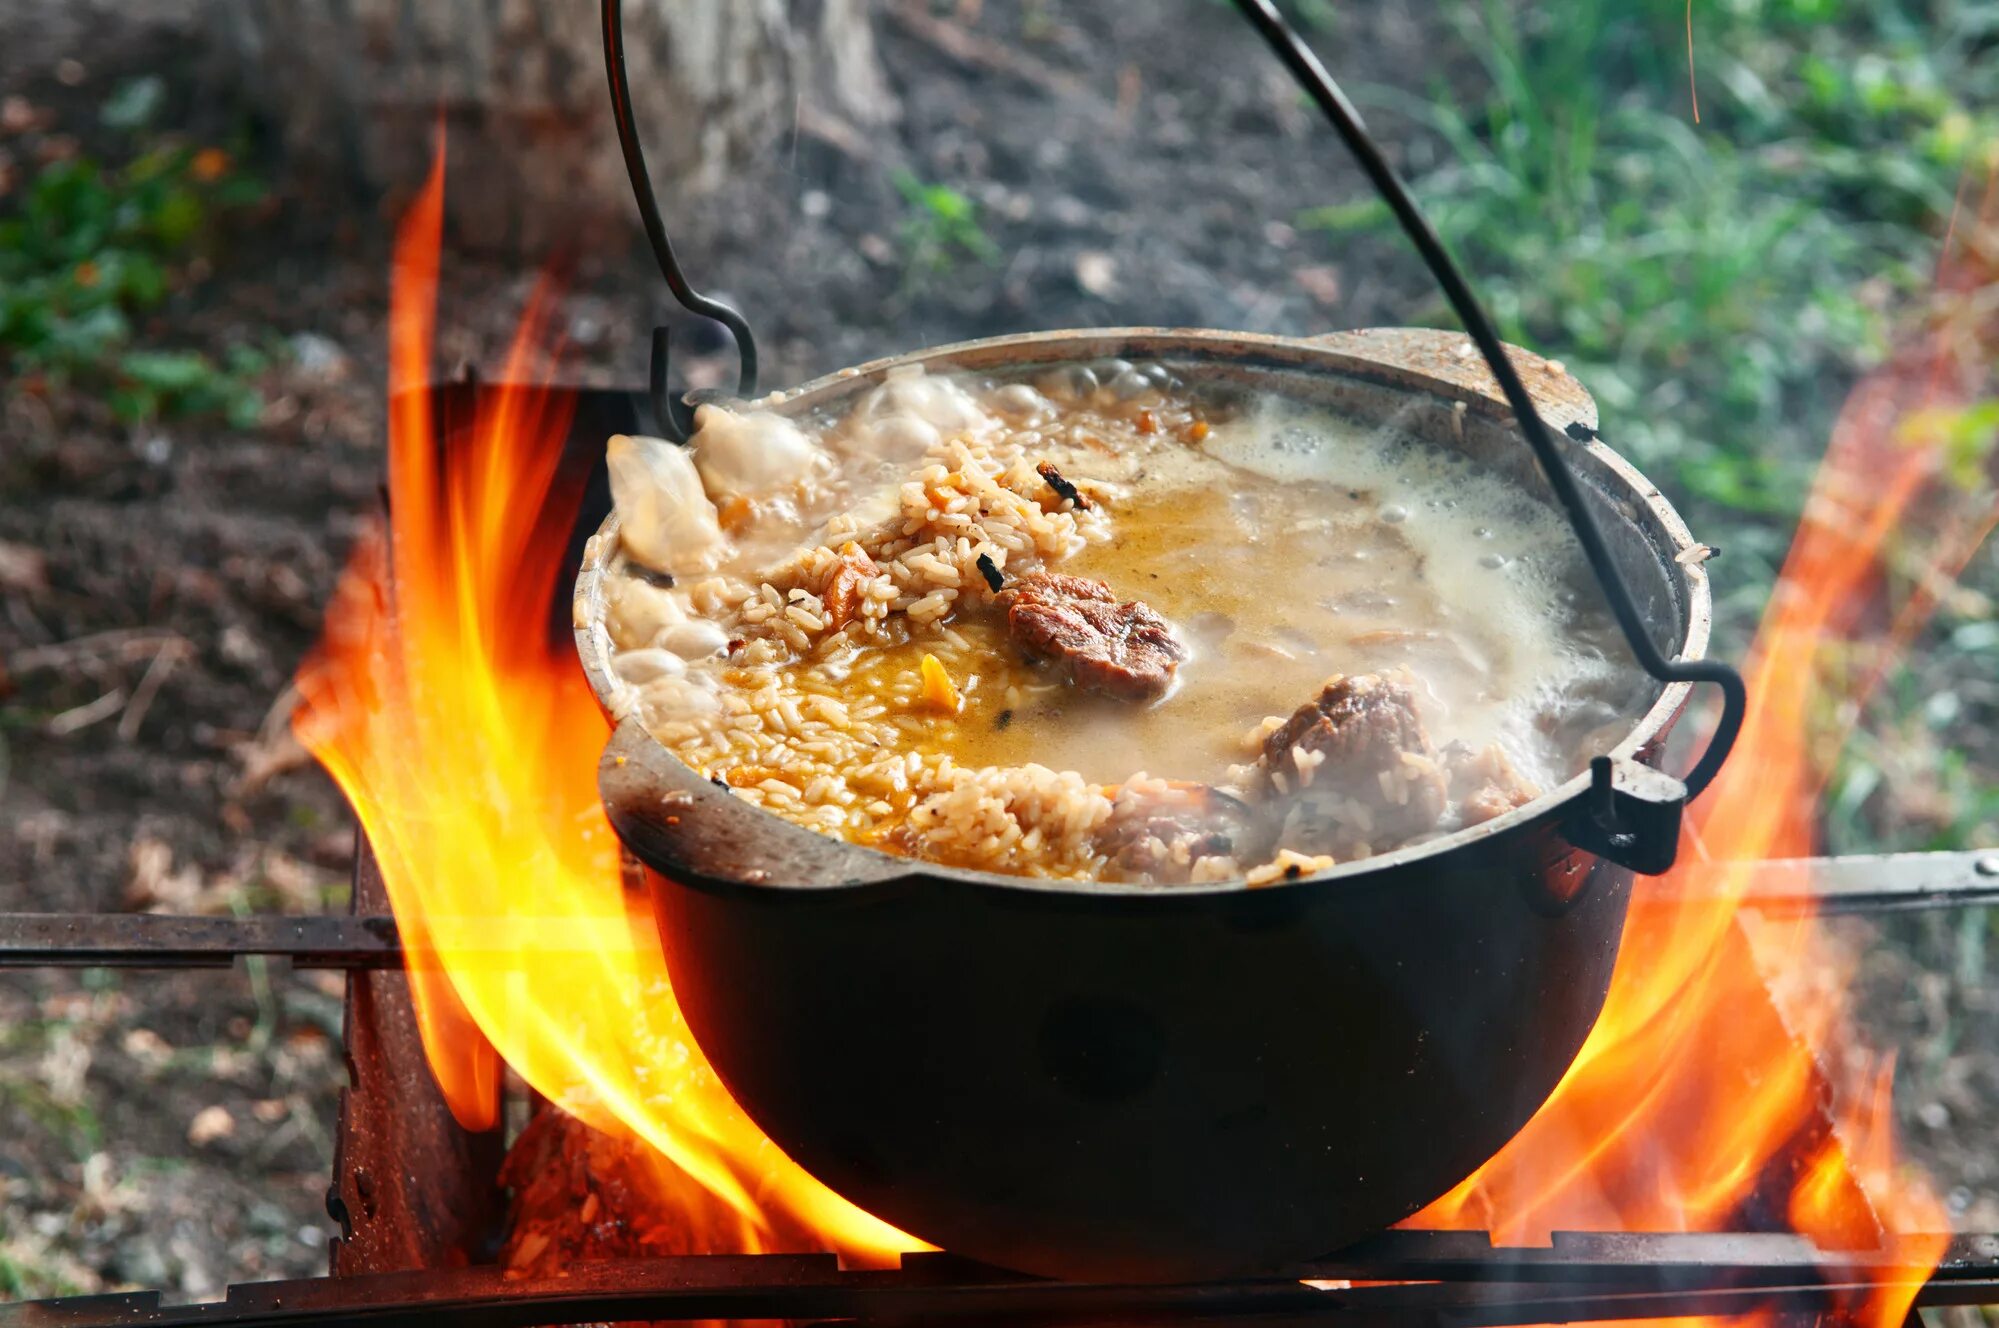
<box><xmin>600</xmin><ymin>0</ymin><xmax>758</xmax><ymax>443</ymax></box>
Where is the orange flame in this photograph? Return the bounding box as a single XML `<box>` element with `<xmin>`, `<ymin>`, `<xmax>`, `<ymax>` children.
<box><xmin>294</xmin><ymin>145</ymin><xmax>916</xmax><ymax>1260</ymax></box>
<box><xmin>1411</xmin><ymin>166</ymin><xmax>1999</xmax><ymax>1326</ymax></box>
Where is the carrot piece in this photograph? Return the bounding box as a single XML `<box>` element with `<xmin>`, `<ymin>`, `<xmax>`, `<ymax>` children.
<box><xmin>919</xmin><ymin>653</ymin><xmax>962</xmax><ymax>713</ymax></box>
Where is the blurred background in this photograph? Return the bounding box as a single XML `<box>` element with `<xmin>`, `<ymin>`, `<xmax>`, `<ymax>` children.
<box><xmin>1</xmin><ymin>0</ymin><xmax>1995</xmax><ymax>1303</ymax></box>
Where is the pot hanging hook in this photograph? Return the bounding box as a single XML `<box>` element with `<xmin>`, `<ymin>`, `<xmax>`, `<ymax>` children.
<box><xmin>601</xmin><ymin>0</ymin><xmax>758</xmax><ymax>443</ymax></box>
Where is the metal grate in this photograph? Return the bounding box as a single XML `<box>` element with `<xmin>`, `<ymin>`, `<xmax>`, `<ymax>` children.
<box><xmin>5</xmin><ymin>836</ymin><xmax>1996</xmax><ymax>1327</ymax></box>
<box><xmin>9</xmin><ymin>850</ymin><xmax>1997</xmax><ymax>972</ymax></box>
<box><xmin>4</xmin><ymin>384</ymin><xmax>1994</xmax><ymax>1326</ymax></box>
<box><xmin>4</xmin><ymin>1233</ymin><xmax>1996</xmax><ymax>1327</ymax></box>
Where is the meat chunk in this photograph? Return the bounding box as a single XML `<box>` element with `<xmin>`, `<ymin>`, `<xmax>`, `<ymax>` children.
<box><xmin>1001</xmin><ymin>572</ymin><xmax>1187</xmax><ymax>702</ymax></box>
<box><xmin>1258</xmin><ymin>672</ymin><xmax>1447</xmax><ymax>854</ymax></box>
<box><xmin>1098</xmin><ymin>781</ymin><xmax>1265</xmax><ymax>884</ymax></box>
<box><xmin>1444</xmin><ymin>741</ymin><xmax>1541</xmax><ymax>826</ymax></box>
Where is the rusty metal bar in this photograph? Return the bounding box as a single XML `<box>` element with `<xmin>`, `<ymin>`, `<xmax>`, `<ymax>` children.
<box><xmin>6</xmin><ymin>850</ymin><xmax>1995</xmax><ymax>971</ymax></box>
<box><xmin>1675</xmin><ymin>848</ymin><xmax>1999</xmax><ymax>914</ymax></box>
<box><xmin>0</xmin><ymin>912</ymin><xmax>402</xmax><ymax>969</ymax></box>
<box><xmin>3</xmin><ymin>1234</ymin><xmax>1994</xmax><ymax>1328</ymax></box>
<box><xmin>0</xmin><ymin>912</ymin><xmax>637</xmax><ymax>969</ymax></box>
<box><xmin>327</xmin><ymin>833</ymin><xmax>507</xmax><ymax>1276</ymax></box>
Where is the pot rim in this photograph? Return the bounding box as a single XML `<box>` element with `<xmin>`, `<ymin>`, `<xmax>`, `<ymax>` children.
<box><xmin>574</xmin><ymin>326</ymin><xmax>1715</xmax><ymax>897</ymax></box>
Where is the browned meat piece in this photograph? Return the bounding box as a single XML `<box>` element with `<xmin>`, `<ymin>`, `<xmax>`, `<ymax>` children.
<box><xmin>822</xmin><ymin>546</ymin><xmax>878</xmax><ymax>632</ymax></box>
<box><xmin>1444</xmin><ymin>740</ymin><xmax>1541</xmax><ymax>826</ymax></box>
<box><xmin>1258</xmin><ymin>672</ymin><xmax>1447</xmax><ymax>854</ymax></box>
<box><xmin>1001</xmin><ymin>572</ymin><xmax>1187</xmax><ymax>702</ymax></box>
<box><xmin>1098</xmin><ymin>781</ymin><xmax>1265</xmax><ymax>883</ymax></box>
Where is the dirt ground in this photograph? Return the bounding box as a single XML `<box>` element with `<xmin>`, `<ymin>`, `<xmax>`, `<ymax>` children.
<box><xmin>1</xmin><ymin>0</ymin><xmax>1994</xmax><ymax>1304</ymax></box>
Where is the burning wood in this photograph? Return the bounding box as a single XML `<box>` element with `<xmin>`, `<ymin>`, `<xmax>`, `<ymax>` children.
<box><xmin>500</xmin><ymin>1107</ymin><xmax>704</xmax><ymax>1276</ymax></box>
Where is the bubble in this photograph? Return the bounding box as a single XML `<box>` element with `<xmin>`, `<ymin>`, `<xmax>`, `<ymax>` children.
<box><xmin>1273</xmin><ymin>425</ymin><xmax>1318</xmax><ymax>454</ymax></box>
<box><xmin>1479</xmin><ymin>552</ymin><xmax>1510</xmax><ymax>569</ymax></box>
<box><xmin>1109</xmin><ymin>370</ymin><xmax>1155</xmax><ymax>400</ymax></box>
<box><xmin>1475</xmin><ymin>526</ymin><xmax>1494</xmax><ymax>539</ymax></box>
<box><xmin>1188</xmin><ymin>610</ymin><xmax>1235</xmax><ymax>648</ymax></box>
<box><xmin>993</xmin><ymin>383</ymin><xmax>1050</xmax><ymax>418</ymax></box>
<box><xmin>1380</xmin><ymin>503</ymin><xmax>1409</xmax><ymax>524</ymax></box>
<box><xmin>1036</xmin><ymin>365</ymin><xmax>1097</xmax><ymax>401</ymax></box>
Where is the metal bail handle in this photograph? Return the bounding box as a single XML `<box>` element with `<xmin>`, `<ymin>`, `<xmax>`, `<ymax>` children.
<box><xmin>1232</xmin><ymin>0</ymin><xmax>1745</xmax><ymax>871</ymax></box>
<box><xmin>594</xmin><ymin>0</ymin><xmax>1746</xmax><ymax>872</ymax></box>
<box><xmin>601</xmin><ymin>0</ymin><xmax>757</xmax><ymax>443</ymax></box>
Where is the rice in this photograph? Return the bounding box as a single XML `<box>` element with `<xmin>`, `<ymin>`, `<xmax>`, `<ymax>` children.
<box><xmin>608</xmin><ymin>397</ymin><xmax>1203</xmax><ymax>879</ymax></box>
<box><xmin>1245</xmin><ymin>851</ymin><xmax>1338</xmax><ymax>887</ymax></box>
<box><xmin>603</xmin><ymin>362</ymin><xmax>1576</xmax><ymax>887</ymax></box>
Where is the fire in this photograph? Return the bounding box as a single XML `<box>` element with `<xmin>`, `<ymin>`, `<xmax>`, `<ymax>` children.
<box><xmin>296</xmin><ymin>131</ymin><xmax>1991</xmax><ymax>1296</ymax></box>
<box><xmin>293</xmin><ymin>145</ymin><xmax>916</xmax><ymax>1261</ymax></box>
<box><xmin>1411</xmin><ymin>166</ymin><xmax>1997</xmax><ymax>1325</ymax></box>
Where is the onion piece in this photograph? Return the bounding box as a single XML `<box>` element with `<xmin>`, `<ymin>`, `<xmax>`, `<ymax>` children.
<box><xmin>689</xmin><ymin>404</ymin><xmax>823</xmax><ymax>500</ymax></box>
<box><xmin>607</xmin><ymin>433</ymin><xmax>724</xmax><ymax>573</ymax></box>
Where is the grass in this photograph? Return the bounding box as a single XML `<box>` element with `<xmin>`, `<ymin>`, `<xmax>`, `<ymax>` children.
<box><xmin>0</xmin><ymin>1253</ymin><xmax>88</xmax><ymax>1303</ymax></box>
<box><xmin>892</xmin><ymin>169</ymin><xmax>1001</xmax><ymax>291</ymax></box>
<box><xmin>1303</xmin><ymin>0</ymin><xmax>1999</xmax><ymax>852</ymax></box>
<box><xmin>1304</xmin><ymin>0</ymin><xmax>1996</xmax><ymax>616</ymax></box>
<box><xmin>0</xmin><ymin>1006</ymin><xmax>103</xmax><ymax>1164</ymax></box>
<box><xmin>0</xmin><ymin>76</ymin><xmax>271</xmax><ymax>426</ymax></box>
<box><xmin>0</xmin><ymin>1075</ymin><xmax>102</xmax><ymax>1163</ymax></box>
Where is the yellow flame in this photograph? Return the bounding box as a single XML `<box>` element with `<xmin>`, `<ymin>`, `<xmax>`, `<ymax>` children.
<box><xmin>293</xmin><ymin>143</ymin><xmax>917</xmax><ymax>1260</ymax></box>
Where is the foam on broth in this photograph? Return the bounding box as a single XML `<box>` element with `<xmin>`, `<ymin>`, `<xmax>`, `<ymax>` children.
<box><xmin>826</xmin><ymin>398</ymin><xmax>1637</xmax><ymax>791</ymax></box>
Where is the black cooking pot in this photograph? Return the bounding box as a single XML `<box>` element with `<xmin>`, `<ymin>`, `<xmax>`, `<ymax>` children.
<box><xmin>575</xmin><ymin>328</ymin><xmax>1722</xmax><ymax>1281</ymax></box>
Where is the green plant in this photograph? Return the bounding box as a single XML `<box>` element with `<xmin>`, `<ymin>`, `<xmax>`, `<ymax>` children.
<box><xmin>1304</xmin><ymin>0</ymin><xmax>1999</xmax><ymax>854</ymax></box>
<box><xmin>1300</xmin><ymin>0</ymin><xmax>1995</xmax><ymax>596</ymax></box>
<box><xmin>0</xmin><ymin>78</ymin><xmax>269</xmax><ymax>426</ymax></box>
<box><xmin>0</xmin><ymin>1253</ymin><xmax>86</xmax><ymax>1303</ymax></box>
<box><xmin>0</xmin><ymin>1076</ymin><xmax>102</xmax><ymax>1162</ymax></box>
<box><xmin>1831</xmin><ymin>695</ymin><xmax>1999</xmax><ymax>855</ymax></box>
<box><xmin>1901</xmin><ymin>398</ymin><xmax>1999</xmax><ymax>492</ymax></box>
<box><xmin>892</xmin><ymin>169</ymin><xmax>1001</xmax><ymax>286</ymax></box>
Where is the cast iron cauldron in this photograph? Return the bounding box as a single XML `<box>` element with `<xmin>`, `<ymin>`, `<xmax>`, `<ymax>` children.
<box><xmin>574</xmin><ymin>328</ymin><xmax>1720</xmax><ymax>1282</ymax></box>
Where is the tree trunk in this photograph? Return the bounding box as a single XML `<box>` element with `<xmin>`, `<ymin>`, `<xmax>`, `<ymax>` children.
<box><xmin>210</xmin><ymin>0</ymin><xmax>894</xmax><ymax>255</ymax></box>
